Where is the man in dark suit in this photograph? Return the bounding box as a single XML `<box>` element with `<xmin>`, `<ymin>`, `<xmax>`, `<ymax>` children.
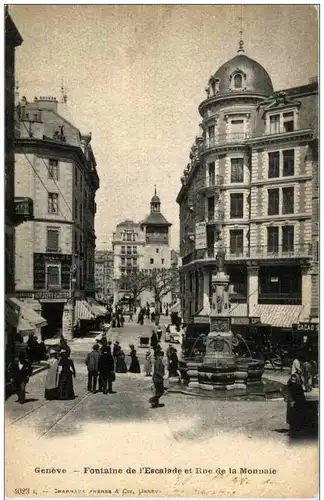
<box><xmin>149</xmin><ymin>350</ymin><xmax>165</xmax><ymax>408</ymax></box>
<box><xmin>9</xmin><ymin>352</ymin><xmax>33</xmax><ymax>404</ymax></box>
<box><xmin>98</xmin><ymin>347</ymin><xmax>115</xmax><ymax>394</ymax></box>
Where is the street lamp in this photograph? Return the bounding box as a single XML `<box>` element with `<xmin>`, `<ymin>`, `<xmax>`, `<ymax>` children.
<box><xmin>69</xmin><ymin>264</ymin><xmax>77</xmax><ymax>337</ymax></box>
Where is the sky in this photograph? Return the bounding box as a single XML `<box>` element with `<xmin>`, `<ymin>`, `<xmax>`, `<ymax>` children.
<box><xmin>10</xmin><ymin>4</ymin><xmax>318</xmax><ymax>250</ymax></box>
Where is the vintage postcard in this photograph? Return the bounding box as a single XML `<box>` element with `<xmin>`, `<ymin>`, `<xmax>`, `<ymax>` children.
<box><xmin>5</xmin><ymin>4</ymin><xmax>319</xmax><ymax>499</ymax></box>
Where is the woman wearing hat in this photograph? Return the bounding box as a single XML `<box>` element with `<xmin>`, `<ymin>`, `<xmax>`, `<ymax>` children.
<box><xmin>44</xmin><ymin>349</ymin><xmax>60</xmax><ymax>400</ymax></box>
<box><xmin>57</xmin><ymin>349</ymin><xmax>76</xmax><ymax>400</ymax></box>
<box><xmin>144</xmin><ymin>350</ymin><xmax>153</xmax><ymax>377</ymax></box>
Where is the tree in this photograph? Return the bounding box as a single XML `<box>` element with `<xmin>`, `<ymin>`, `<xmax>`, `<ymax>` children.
<box><xmin>147</xmin><ymin>268</ymin><xmax>180</xmax><ymax>314</ymax></box>
<box><xmin>117</xmin><ymin>270</ymin><xmax>149</xmax><ymax>307</ymax></box>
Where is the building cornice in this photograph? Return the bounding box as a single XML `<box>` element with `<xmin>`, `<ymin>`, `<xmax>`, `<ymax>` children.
<box><xmin>199</xmin><ymin>93</ymin><xmax>267</xmax><ymax>117</ymax></box>
<box><xmin>251</xmin><ymin>213</ymin><xmax>311</xmax><ymax>223</ymax></box>
<box><xmin>251</xmin><ymin>174</ymin><xmax>312</xmax><ymax>187</ymax></box>
<box><xmin>245</xmin><ymin>129</ymin><xmax>313</xmax><ymax>147</ymax></box>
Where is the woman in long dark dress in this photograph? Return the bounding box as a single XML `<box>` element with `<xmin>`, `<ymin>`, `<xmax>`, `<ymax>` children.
<box><xmin>128</xmin><ymin>344</ymin><xmax>140</xmax><ymax>373</ymax></box>
<box><xmin>150</xmin><ymin>331</ymin><xmax>159</xmax><ymax>348</ymax></box>
<box><xmin>58</xmin><ymin>350</ymin><xmax>76</xmax><ymax>400</ymax></box>
<box><xmin>116</xmin><ymin>349</ymin><xmax>128</xmax><ymax>373</ymax></box>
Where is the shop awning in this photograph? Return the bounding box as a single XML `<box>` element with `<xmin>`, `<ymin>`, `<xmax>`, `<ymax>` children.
<box><xmin>74</xmin><ymin>300</ymin><xmax>96</xmax><ymax>325</ymax></box>
<box><xmin>170</xmin><ymin>301</ymin><xmax>180</xmax><ymax>313</ymax></box>
<box><xmin>8</xmin><ymin>297</ymin><xmax>47</xmax><ymax>328</ymax></box>
<box><xmin>86</xmin><ymin>298</ymin><xmax>107</xmax><ymax>317</ymax></box>
<box><xmin>5</xmin><ymin>299</ymin><xmax>35</xmax><ymax>334</ymax></box>
<box><xmin>251</xmin><ymin>304</ymin><xmax>304</xmax><ymax>328</ymax></box>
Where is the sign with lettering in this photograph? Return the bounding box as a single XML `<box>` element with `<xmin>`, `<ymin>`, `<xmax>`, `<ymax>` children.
<box><xmin>34</xmin><ymin>253</ymin><xmax>72</xmax><ymax>290</ymax></box>
<box><xmin>14</xmin><ymin>197</ymin><xmax>33</xmax><ymax>218</ymax></box>
<box><xmin>195</xmin><ymin>222</ymin><xmax>207</xmax><ymax>250</ymax></box>
<box><xmin>231</xmin><ymin>317</ymin><xmax>250</xmax><ymax>326</ymax></box>
<box><xmin>292</xmin><ymin>322</ymin><xmax>319</xmax><ymax>333</ymax></box>
<box><xmin>34</xmin><ymin>291</ymin><xmax>70</xmax><ymax>300</ymax></box>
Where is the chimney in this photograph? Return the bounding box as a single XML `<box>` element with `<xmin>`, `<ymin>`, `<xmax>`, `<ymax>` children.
<box><xmin>36</xmin><ymin>96</ymin><xmax>58</xmax><ymax>112</ymax></box>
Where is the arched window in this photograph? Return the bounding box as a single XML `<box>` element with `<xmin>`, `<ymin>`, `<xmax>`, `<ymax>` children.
<box><xmin>234</xmin><ymin>74</ymin><xmax>243</xmax><ymax>88</ymax></box>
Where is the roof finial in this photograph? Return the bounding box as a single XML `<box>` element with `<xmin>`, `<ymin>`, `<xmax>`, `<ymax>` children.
<box><xmin>238</xmin><ymin>7</ymin><xmax>245</xmax><ymax>53</ymax></box>
<box><xmin>154</xmin><ymin>184</ymin><xmax>157</xmax><ymax>196</ymax></box>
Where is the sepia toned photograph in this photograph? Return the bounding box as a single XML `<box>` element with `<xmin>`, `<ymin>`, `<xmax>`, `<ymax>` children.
<box><xmin>5</xmin><ymin>4</ymin><xmax>318</xmax><ymax>499</ymax></box>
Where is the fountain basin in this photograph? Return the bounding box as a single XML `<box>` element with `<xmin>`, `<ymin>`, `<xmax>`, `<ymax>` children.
<box><xmin>179</xmin><ymin>356</ymin><xmax>265</xmax><ymax>391</ymax></box>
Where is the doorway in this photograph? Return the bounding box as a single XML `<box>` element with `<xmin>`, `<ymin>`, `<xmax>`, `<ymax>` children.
<box><xmin>41</xmin><ymin>302</ymin><xmax>65</xmax><ymax>340</ymax></box>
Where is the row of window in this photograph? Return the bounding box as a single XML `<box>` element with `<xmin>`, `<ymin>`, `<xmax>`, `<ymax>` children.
<box><xmin>47</xmin><ymin>192</ymin><xmax>95</xmax><ymax>218</ymax></box>
<box><xmin>207</xmin><ymin>149</ymin><xmax>295</xmax><ymax>187</ymax></box>
<box><xmin>207</xmin><ymin>186</ymin><xmax>295</xmax><ymax>220</ymax></box>
<box><xmin>121</xmin><ymin>246</ymin><xmax>138</xmax><ymax>255</ymax></box>
<box><xmin>228</xmin><ymin>226</ymin><xmax>295</xmax><ymax>254</ymax></box>
<box><xmin>121</xmin><ymin>232</ymin><xmax>137</xmax><ymax>241</ymax></box>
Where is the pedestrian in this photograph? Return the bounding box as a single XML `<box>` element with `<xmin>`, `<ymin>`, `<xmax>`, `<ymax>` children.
<box><xmin>59</xmin><ymin>337</ymin><xmax>71</xmax><ymax>357</ymax></box>
<box><xmin>149</xmin><ymin>350</ymin><xmax>165</xmax><ymax>408</ymax></box>
<box><xmin>128</xmin><ymin>344</ymin><xmax>141</xmax><ymax>373</ymax></box>
<box><xmin>302</xmin><ymin>358</ymin><xmax>312</xmax><ymax>392</ymax></box>
<box><xmin>85</xmin><ymin>344</ymin><xmax>100</xmax><ymax>393</ymax></box>
<box><xmin>150</xmin><ymin>330</ymin><xmax>159</xmax><ymax>349</ymax></box>
<box><xmin>58</xmin><ymin>349</ymin><xmax>76</xmax><ymax>400</ymax></box>
<box><xmin>44</xmin><ymin>349</ymin><xmax>60</xmax><ymax>400</ymax></box>
<box><xmin>115</xmin><ymin>349</ymin><xmax>128</xmax><ymax>373</ymax></box>
<box><xmin>98</xmin><ymin>347</ymin><xmax>115</xmax><ymax>394</ymax></box>
<box><xmin>283</xmin><ymin>373</ymin><xmax>307</xmax><ymax>436</ymax></box>
<box><xmin>129</xmin><ymin>309</ymin><xmax>133</xmax><ymax>322</ymax></box>
<box><xmin>290</xmin><ymin>353</ymin><xmax>303</xmax><ymax>384</ymax></box>
<box><xmin>9</xmin><ymin>352</ymin><xmax>33</xmax><ymax>404</ymax></box>
<box><xmin>120</xmin><ymin>314</ymin><xmax>125</xmax><ymax>327</ymax></box>
<box><xmin>156</xmin><ymin>325</ymin><xmax>162</xmax><ymax>342</ymax></box>
<box><xmin>169</xmin><ymin>347</ymin><xmax>180</xmax><ymax>378</ymax></box>
<box><xmin>144</xmin><ymin>350</ymin><xmax>153</xmax><ymax>377</ymax></box>
<box><xmin>113</xmin><ymin>341</ymin><xmax>121</xmax><ymax>366</ymax></box>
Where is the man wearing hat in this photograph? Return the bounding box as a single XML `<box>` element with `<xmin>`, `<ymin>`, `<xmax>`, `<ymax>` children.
<box><xmin>85</xmin><ymin>344</ymin><xmax>100</xmax><ymax>393</ymax></box>
<box><xmin>149</xmin><ymin>350</ymin><xmax>165</xmax><ymax>408</ymax></box>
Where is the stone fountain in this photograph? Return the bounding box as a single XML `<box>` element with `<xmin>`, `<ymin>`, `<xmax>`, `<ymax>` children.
<box><xmin>180</xmin><ymin>250</ymin><xmax>266</xmax><ymax>394</ymax></box>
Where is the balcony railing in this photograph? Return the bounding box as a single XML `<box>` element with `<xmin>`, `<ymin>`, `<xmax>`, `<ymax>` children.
<box><xmin>223</xmin><ymin>244</ymin><xmax>312</xmax><ymax>260</ymax></box>
<box><xmin>250</xmin><ymin>244</ymin><xmax>312</xmax><ymax>259</ymax></box>
<box><xmin>203</xmin><ymin>133</ymin><xmax>249</xmax><ymax>150</ymax></box>
<box><xmin>207</xmin><ymin>210</ymin><xmax>224</xmax><ymax>224</ymax></box>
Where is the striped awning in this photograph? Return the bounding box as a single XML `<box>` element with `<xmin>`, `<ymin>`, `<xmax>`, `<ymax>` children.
<box><xmin>170</xmin><ymin>301</ymin><xmax>180</xmax><ymax>313</ymax></box>
<box><xmin>9</xmin><ymin>297</ymin><xmax>47</xmax><ymax>328</ymax></box>
<box><xmin>228</xmin><ymin>303</ymin><xmax>248</xmax><ymax>317</ymax></box>
<box><xmin>86</xmin><ymin>298</ymin><xmax>107</xmax><ymax>317</ymax></box>
<box><xmin>251</xmin><ymin>304</ymin><xmax>304</xmax><ymax>328</ymax></box>
<box><xmin>5</xmin><ymin>299</ymin><xmax>35</xmax><ymax>333</ymax></box>
<box><xmin>74</xmin><ymin>300</ymin><xmax>95</xmax><ymax>325</ymax></box>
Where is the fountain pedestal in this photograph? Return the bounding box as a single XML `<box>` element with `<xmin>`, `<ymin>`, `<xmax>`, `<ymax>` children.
<box><xmin>198</xmin><ymin>270</ymin><xmax>238</xmax><ymax>390</ymax></box>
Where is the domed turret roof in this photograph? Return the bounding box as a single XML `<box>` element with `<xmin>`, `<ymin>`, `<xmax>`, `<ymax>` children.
<box><xmin>151</xmin><ymin>194</ymin><xmax>160</xmax><ymax>203</ymax></box>
<box><xmin>213</xmin><ymin>53</ymin><xmax>273</xmax><ymax>96</ymax></box>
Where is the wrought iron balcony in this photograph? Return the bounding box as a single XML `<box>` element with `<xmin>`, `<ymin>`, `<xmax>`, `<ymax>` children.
<box><xmin>203</xmin><ymin>133</ymin><xmax>249</xmax><ymax>150</ymax></box>
<box><xmin>226</xmin><ymin>249</ymin><xmax>250</xmax><ymax>260</ymax></box>
<box><xmin>206</xmin><ymin>210</ymin><xmax>224</xmax><ymax>224</ymax></box>
<box><xmin>249</xmin><ymin>244</ymin><xmax>312</xmax><ymax>260</ymax></box>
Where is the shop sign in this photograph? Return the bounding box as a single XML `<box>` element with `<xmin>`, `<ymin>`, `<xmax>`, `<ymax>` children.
<box><xmin>292</xmin><ymin>322</ymin><xmax>319</xmax><ymax>333</ymax></box>
<box><xmin>193</xmin><ymin>316</ymin><xmax>209</xmax><ymax>324</ymax></box>
<box><xmin>195</xmin><ymin>222</ymin><xmax>207</xmax><ymax>250</ymax></box>
<box><xmin>14</xmin><ymin>291</ymin><xmax>34</xmax><ymax>299</ymax></box>
<box><xmin>231</xmin><ymin>317</ymin><xmax>249</xmax><ymax>326</ymax></box>
<box><xmin>14</xmin><ymin>197</ymin><xmax>33</xmax><ymax>218</ymax></box>
<box><xmin>34</xmin><ymin>291</ymin><xmax>70</xmax><ymax>300</ymax></box>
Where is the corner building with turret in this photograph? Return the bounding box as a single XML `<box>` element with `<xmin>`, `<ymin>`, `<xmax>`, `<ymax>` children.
<box><xmin>176</xmin><ymin>42</ymin><xmax>318</xmax><ymax>343</ymax></box>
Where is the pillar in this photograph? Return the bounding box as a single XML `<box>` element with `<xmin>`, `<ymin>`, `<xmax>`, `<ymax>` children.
<box><xmin>247</xmin><ymin>266</ymin><xmax>259</xmax><ymax>316</ymax></box>
<box><xmin>301</xmin><ymin>265</ymin><xmax>312</xmax><ymax>320</ymax></box>
<box><xmin>62</xmin><ymin>302</ymin><xmax>73</xmax><ymax>340</ymax></box>
<box><xmin>203</xmin><ymin>270</ymin><xmax>210</xmax><ymax>313</ymax></box>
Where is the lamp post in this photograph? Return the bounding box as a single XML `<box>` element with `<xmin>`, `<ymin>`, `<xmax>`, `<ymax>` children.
<box><xmin>69</xmin><ymin>264</ymin><xmax>77</xmax><ymax>338</ymax></box>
